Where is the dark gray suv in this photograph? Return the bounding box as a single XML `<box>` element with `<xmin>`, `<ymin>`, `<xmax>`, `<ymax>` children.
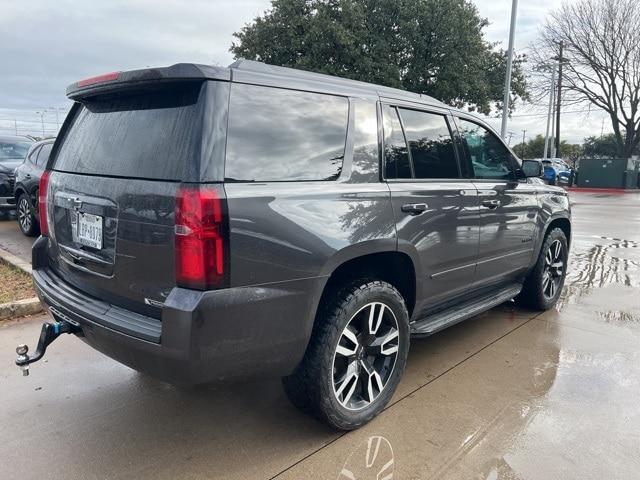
<box><xmin>19</xmin><ymin>61</ymin><xmax>570</xmax><ymax>430</ymax></box>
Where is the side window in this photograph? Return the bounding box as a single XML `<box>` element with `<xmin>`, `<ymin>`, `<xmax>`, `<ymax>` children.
<box><xmin>398</xmin><ymin>108</ymin><xmax>458</xmax><ymax>179</ymax></box>
<box><xmin>36</xmin><ymin>143</ymin><xmax>53</xmax><ymax>167</ymax></box>
<box><xmin>350</xmin><ymin>99</ymin><xmax>379</xmax><ymax>183</ymax></box>
<box><xmin>382</xmin><ymin>105</ymin><xmax>411</xmax><ymax>179</ymax></box>
<box><xmin>225</xmin><ymin>84</ymin><xmax>348</xmax><ymax>182</ymax></box>
<box><xmin>27</xmin><ymin>146</ymin><xmax>41</xmax><ymax>164</ymax></box>
<box><xmin>458</xmin><ymin>119</ymin><xmax>514</xmax><ymax>180</ymax></box>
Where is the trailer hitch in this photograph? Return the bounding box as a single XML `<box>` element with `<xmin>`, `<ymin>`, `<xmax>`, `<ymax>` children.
<box><xmin>15</xmin><ymin>320</ymin><xmax>81</xmax><ymax>376</ymax></box>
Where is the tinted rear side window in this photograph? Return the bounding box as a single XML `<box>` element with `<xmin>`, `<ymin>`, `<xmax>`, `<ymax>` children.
<box><xmin>53</xmin><ymin>83</ymin><xmax>203</xmax><ymax>180</ymax></box>
<box><xmin>382</xmin><ymin>105</ymin><xmax>411</xmax><ymax>179</ymax></box>
<box><xmin>225</xmin><ymin>84</ymin><xmax>348</xmax><ymax>182</ymax></box>
<box><xmin>37</xmin><ymin>143</ymin><xmax>52</xmax><ymax>167</ymax></box>
<box><xmin>398</xmin><ymin>108</ymin><xmax>458</xmax><ymax>179</ymax></box>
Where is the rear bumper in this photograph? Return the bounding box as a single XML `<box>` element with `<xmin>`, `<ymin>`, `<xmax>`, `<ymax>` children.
<box><xmin>32</xmin><ymin>237</ymin><xmax>324</xmax><ymax>384</ymax></box>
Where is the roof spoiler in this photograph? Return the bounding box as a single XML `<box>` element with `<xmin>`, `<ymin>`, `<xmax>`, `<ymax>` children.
<box><xmin>66</xmin><ymin>63</ymin><xmax>230</xmax><ymax>100</ymax></box>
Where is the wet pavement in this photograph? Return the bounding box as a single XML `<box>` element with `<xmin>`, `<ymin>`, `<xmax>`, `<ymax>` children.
<box><xmin>0</xmin><ymin>191</ymin><xmax>639</xmax><ymax>479</ymax></box>
<box><xmin>0</xmin><ymin>213</ymin><xmax>35</xmax><ymax>261</ymax></box>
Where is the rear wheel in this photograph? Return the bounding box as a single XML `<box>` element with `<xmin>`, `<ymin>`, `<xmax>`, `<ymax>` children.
<box><xmin>517</xmin><ymin>227</ymin><xmax>568</xmax><ymax>310</ymax></box>
<box><xmin>283</xmin><ymin>280</ymin><xmax>410</xmax><ymax>430</ymax></box>
<box><xmin>17</xmin><ymin>193</ymin><xmax>39</xmax><ymax>237</ymax></box>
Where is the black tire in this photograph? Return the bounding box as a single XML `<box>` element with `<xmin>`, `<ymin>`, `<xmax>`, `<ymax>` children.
<box><xmin>517</xmin><ymin>227</ymin><xmax>568</xmax><ymax>310</ymax></box>
<box><xmin>283</xmin><ymin>280</ymin><xmax>410</xmax><ymax>430</ymax></box>
<box><xmin>16</xmin><ymin>193</ymin><xmax>39</xmax><ymax>237</ymax></box>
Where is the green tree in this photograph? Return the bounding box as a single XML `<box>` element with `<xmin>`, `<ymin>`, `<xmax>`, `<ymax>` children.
<box><xmin>583</xmin><ymin>134</ymin><xmax>623</xmax><ymax>158</ymax></box>
<box><xmin>536</xmin><ymin>0</ymin><xmax>640</xmax><ymax>158</ymax></box>
<box><xmin>512</xmin><ymin>134</ymin><xmax>582</xmax><ymax>160</ymax></box>
<box><xmin>231</xmin><ymin>0</ymin><xmax>528</xmax><ymax>114</ymax></box>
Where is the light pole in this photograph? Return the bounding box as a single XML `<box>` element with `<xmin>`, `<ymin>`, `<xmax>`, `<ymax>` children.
<box><xmin>543</xmin><ymin>64</ymin><xmax>557</xmax><ymax>159</ymax></box>
<box><xmin>500</xmin><ymin>0</ymin><xmax>519</xmax><ymax>139</ymax></box>
<box><xmin>35</xmin><ymin>111</ymin><xmax>45</xmax><ymax>137</ymax></box>
<box><xmin>48</xmin><ymin>106</ymin><xmax>65</xmax><ymax>130</ymax></box>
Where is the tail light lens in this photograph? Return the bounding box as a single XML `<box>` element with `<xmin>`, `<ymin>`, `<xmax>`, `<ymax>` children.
<box><xmin>76</xmin><ymin>71</ymin><xmax>120</xmax><ymax>87</ymax></box>
<box><xmin>39</xmin><ymin>171</ymin><xmax>51</xmax><ymax>236</ymax></box>
<box><xmin>175</xmin><ymin>184</ymin><xmax>228</xmax><ymax>290</ymax></box>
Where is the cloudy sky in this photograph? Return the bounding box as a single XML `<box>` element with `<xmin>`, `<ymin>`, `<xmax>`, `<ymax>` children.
<box><xmin>0</xmin><ymin>0</ymin><xmax>606</xmax><ymax>143</ymax></box>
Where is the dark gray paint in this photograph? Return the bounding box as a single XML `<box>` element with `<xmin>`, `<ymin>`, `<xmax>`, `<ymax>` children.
<box><xmin>31</xmin><ymin>61</ymin><xmax>570</xmax><ymax>384</ymax></box>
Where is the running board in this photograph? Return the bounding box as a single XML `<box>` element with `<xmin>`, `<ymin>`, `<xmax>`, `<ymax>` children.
<box><xmin>410</xmin><ymin>284</ymin><xmax>522</xmax><ymax>336</ymax></box>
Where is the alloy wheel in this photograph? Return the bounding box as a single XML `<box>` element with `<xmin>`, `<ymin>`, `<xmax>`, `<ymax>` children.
<box><xmin>18</xmin><ymin>198</ymin><xmax>31</xmax><ymax>232</ymax></box>
<box><xmin>542</xmin><ymin>239</ymin><xmax>564</xmax><ymax>299</ymax></box>
<box><xmin>332</xmin><ymin>302</ymin><xmax>400</xmax><ymax>411</ymax></box>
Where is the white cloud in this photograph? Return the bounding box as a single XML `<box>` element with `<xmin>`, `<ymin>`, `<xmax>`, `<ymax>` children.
<box><xmin>0</xmin><ymin>0</ymin><xmax>608</xmax><ymax>143</ymax></box>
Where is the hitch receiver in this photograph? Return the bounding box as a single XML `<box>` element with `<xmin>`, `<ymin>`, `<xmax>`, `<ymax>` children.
<box><xmin>15</xmin><ymin>320</ymin><xmax>81</xmax><ymax>376</ymax></box>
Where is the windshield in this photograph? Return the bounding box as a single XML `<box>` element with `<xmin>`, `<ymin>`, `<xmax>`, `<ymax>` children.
<box><xmin>0</xmin><ymin>141</ymin><xmax>31</xmax><ymax>162</ymax></box>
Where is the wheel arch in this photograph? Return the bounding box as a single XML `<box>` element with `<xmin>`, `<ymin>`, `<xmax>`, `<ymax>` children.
<box><xmin>13</xmin><ymin>184</ymin><xmax>27</xmax><ymax>201</ymax></box>
<box><xmin>312</xmin><ymin>243</ymin><xmax>420</xmax><ymax>339</ymax></box>
<box><xmin>530</xmin><ymin>214</ymin><xmax>571</xmax><ymax>270</ymax></box>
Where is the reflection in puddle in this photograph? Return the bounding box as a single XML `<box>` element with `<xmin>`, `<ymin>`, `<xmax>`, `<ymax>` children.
<box><xmin>557</xmin><ymin>236</ymin><xmax>640</xmax><ymax>319</ymax></box>
<box><xmin>338</xmin><ymin>436</ymin><xmax>394</xmax><ymax>480</ymax></box>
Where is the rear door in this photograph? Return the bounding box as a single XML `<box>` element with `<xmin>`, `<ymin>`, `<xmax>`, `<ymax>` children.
<box><xmin>45</xmin><ymin>81</ymin><xmax>226</xmax><ymax>317</ymax></box>
<box><xmin>383</xmin><ymin>103</ymin><xmax>480</xmax><ymax>315</ymax></box>
<box><xmin>454</xmin><ymin>117</ymin><xmax>539</xmax><ymax>286</ymax></box>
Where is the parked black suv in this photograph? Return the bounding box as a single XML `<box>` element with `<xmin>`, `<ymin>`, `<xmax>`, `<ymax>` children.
<box><xmin>20</xmin><ymin>61</ymin><xmax>570</xmax><ymax>430</ymax></box>
<box><xmin>0</xmin><ymin>135</ymin><xmax>34</xmax><ymax>214</ymax></box>
<box><xmin>14</xmin><ymin>138</ymin><xmax>55</xmax><ymax>236</ymax></box>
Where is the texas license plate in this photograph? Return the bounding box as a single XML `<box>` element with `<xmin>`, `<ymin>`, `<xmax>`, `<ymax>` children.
<box><xmin>72</xmin><ymin>212</ymin><xmax>103</xmax><ymax>249</ymax></box>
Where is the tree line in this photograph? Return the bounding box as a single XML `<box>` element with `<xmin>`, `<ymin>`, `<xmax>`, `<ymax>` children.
<box><xmin>231</xmin><ymin>0</ymin><xmax>640</xmax><ymax>160</ymax></box>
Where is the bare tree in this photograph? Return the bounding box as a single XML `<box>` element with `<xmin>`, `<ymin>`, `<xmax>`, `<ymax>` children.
<box><xmin>535</xmin><ymin>0</ymin><xmax>640</xmax><ymax>158</ymax></box>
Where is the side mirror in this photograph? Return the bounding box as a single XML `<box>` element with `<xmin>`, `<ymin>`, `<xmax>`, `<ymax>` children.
<box><xmin>521</xmin><ymin>159</ymin><xmax>543</xmax><ymax>178</ymax></box>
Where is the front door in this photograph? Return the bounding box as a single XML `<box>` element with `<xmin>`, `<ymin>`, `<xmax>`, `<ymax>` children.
<box><xmin>454</xmin><ymin>117</ymin><xmax>539</xmax><ymax>286</ymax></box>
<box><xmin>382</xmin><ymin>104</ymin><xmax>480</xmax><ymax>316</ymax></box>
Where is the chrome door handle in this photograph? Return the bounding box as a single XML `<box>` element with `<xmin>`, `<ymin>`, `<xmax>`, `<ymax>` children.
<box><xmin>482</xmin><ymin>199</ymin><xmax>500</xmax><ymax>209</ymax></box>
<box><xmin>401</xmin><ymin>203</ymin><xmax>428</xmax><ymax>215</ymax></box>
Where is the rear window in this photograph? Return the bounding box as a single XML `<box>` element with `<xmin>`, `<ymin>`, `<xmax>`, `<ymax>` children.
<box><xmin>52</xmin><ymin>83</ymin><xmax>204</xmax><ymax>180</ymax></box>
<box><xmin>225</xmin><ymin>84</ymin><xmax>349</xmax><ymax>182</ymax></box>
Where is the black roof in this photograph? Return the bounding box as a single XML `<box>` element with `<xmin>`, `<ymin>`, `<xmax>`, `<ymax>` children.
<box><xmin>66</xmin><ymin>59</ymin><xmax>446</xmax><ymax>109</ymax></box>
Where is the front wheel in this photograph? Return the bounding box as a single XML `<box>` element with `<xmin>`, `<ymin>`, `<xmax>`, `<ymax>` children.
<box><xmin>517</xmin><ymin>227</ymin><xmax>568</xmax><ymax>310</ymax></box>
<box><xmin>17</xmin><ymin>193</ymin><xmax>39</xmax><ymax>237</ymax></box>
<box><xmin>283</xmin><ymin>280</ymin><xmax>410</xmax><ymax>430</ymax></box>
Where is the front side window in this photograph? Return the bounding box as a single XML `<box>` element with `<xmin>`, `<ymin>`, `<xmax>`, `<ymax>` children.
<box><xmin>382</xmin><ymin>105</ymin><xmax>411</xmax><ymax>179</ymax></box>
<box><xmin>457</xmin><ymin>119</ymin><xmax>514</xmax><ymax>180</ymax></box>
<box><xmin>225</xmin><ymin>84</ymin><xmax>348</xmax><ymax>182</ymax></box>
<box><xmin>398</xmin><ymin>108</ymin><xmax>458</xmax><ymax>179</ymax></box>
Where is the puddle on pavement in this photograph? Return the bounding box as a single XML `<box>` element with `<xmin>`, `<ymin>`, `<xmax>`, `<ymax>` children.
<box><xmin>557</xmin><ymin>235</ymin><xmax>640</xmax><ymax>326</ymax></box>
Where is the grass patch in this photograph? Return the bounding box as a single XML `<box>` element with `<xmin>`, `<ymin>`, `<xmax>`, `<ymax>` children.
<box><xmin>0</xmin><ymin>260</ymin><xmax>35</xmax><ymax>304</ymax></box>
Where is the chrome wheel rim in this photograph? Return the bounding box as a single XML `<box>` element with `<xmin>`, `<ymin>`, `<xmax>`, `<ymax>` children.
<box><xmin>332</xmin><ymin>302</ymin><xmax>400</xmax><ymax>411</ymax></box>
<box><xmin>542</xmin><ymin>239</ymin><xmax>564</xmax><ymax>299</ymax></box>
<box><xmin>18</xmin><ymin>198</ymin><xmax>31</xmax><ymax>232</ymax></box>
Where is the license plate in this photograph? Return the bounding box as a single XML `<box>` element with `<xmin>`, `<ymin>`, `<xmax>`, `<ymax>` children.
<box><xmin>71</xmin><ymin>212</ymin><xmax>103</xmax><ymax>249</ymax></box>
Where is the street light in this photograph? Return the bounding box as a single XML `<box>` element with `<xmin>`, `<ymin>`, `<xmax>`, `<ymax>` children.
<box><xmin>35</xmin><ymin>111</ymin><xmax>45</xmax><ymax>137</ymax></box>
<box><xmin>47</xmin><ymin>106</ymin><xmax>66</xmax><ymax>130</ymax></box>
<box><xmin>500</xmin><ymin>0</ymin><xmax>519</xmax><ymax>139</ymax></box>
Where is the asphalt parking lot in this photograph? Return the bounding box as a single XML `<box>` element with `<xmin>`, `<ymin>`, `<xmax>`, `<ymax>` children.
<box><xmin>1</xmin><ymin>191</ymin><xmax>639</xmax><ymax>479</ymax></box>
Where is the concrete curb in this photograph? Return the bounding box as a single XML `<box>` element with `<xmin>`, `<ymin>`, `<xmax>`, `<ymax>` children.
<box><xmin>0</xmin><ymin>245</ymin><xmax>41</xmax><ymax>320</ymax></box>
<box><xmin>0</xmin><ymin>246</ymin><xmax>32</xmax><ymax>274</ymax></box>
<box><xmin>0</xmin><ymin>297</ymin><xmax>43</xmax><ymax>320</ymax></box>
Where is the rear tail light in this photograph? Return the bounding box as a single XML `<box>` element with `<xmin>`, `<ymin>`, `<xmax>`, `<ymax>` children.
<box><xmin>174</xmin><ymin>184</ymin><xmax>228</xmax><ymax>290</ymax></box>
<box><xmin>38</xmin><ymin>171</ymin><xmax>51</xmax><ymax>236</ymax></box>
